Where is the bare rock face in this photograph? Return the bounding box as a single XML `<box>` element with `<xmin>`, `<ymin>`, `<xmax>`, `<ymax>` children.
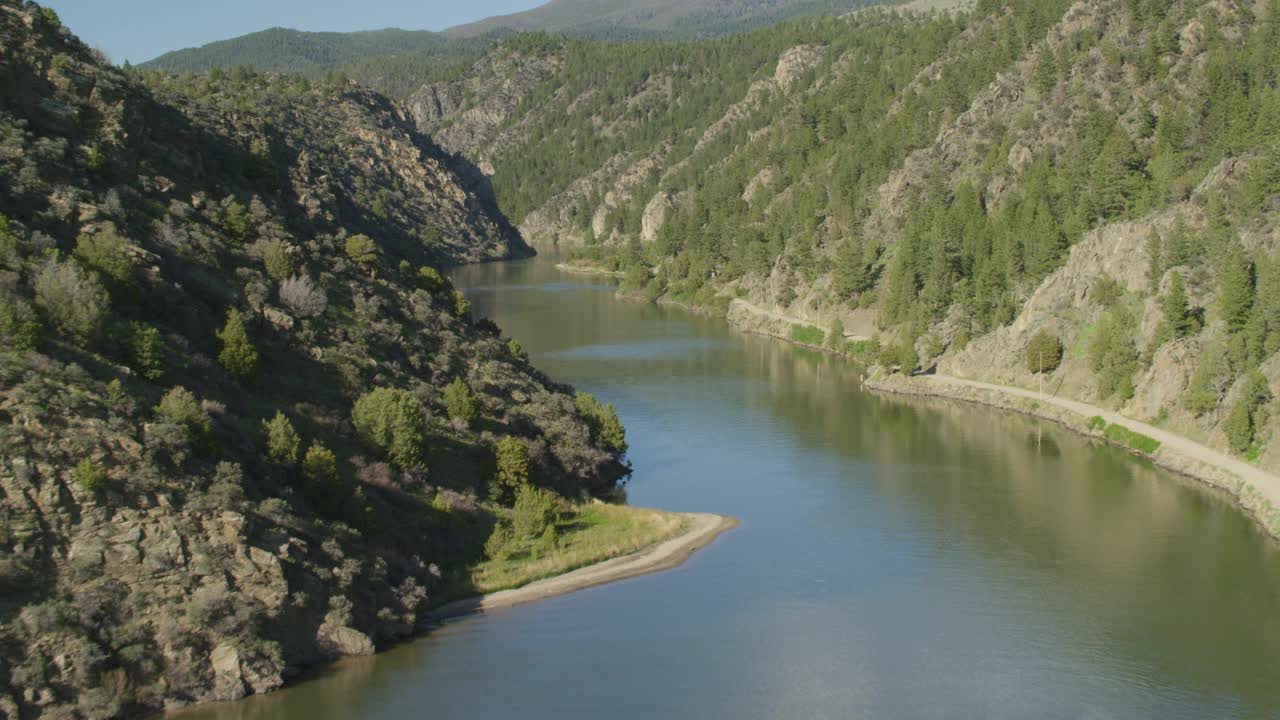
<box><xmin>773</xmin><ymin>45</ymin><xmax>826</xmax><ymax>90</ymax></box>
<box><xmin>407</xmin><ymin>50</ymin><xmax>565</xmax><ymax>161</ymax></box>
<box><xmin>1128</xmin><ymin>340</ymin><xmax>1201</xmax><ymax>420</ymax></box>
<box><xmin>641</xmin><ymin>192</ymin><xmax>674</xmax><ymax>242</ymax></box>
<box><xmin>316</xmin><ymin>624</ymin><xmax>376</xmax><ymax>659</ymax></box>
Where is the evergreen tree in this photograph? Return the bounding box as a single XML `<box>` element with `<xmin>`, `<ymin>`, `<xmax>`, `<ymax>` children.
<box><xmin>1090</xmin><ymin>125</ymin><xmax>1147</xmax><ymax>221</ymax></box>
<box><xmin>1218</xmin><ymin>242</ymin><xmax>1255</xmax><ymax>334</ymax></box>
<box><xmin>216</xmin><ymin>308</ymin><xmax>259</xmax><ymax>379</ymax></box>
<box><xmin>352</xmin><ymin>388</ymin><xmax>427</xmax><ymax>471</ymax></box>
<box><xmin>443</xmin><ymin>377</ymin><xmax>478</xmax><ymax>427</ymax></box>
<box><xmin>491</xmin><ymin>436</ymin><xmax>531</xmax><ymax>505</ymax></box>
<box><xmin>262</xmin><ymin>411</ymin><xmax>302</xmax><ymax>465</ymax></box>
<box><xmin>1162</xmin><ymin>273</ymin><xmax>1197</xmax><ymax>338</ymax></box>
<box><xmin>1034</xmin><ymin>46</ymin><xmax>1058</xmax><ymax>94</ymax></box>
<box><xmin>1145</xmin><ymin>230</ymin><xmax>1163</xmax><ymax>293</ymax></box>
<box><xmin>1025</xmin><ymin>329</ymin><xmax>1063</xmax><ymax>374</ymax></box>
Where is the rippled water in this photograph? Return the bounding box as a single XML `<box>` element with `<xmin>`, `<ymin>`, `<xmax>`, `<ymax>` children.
<box><xmin>180</xmin><ymin>257</ymin><xmax>1280</xmax><ymax>720</ymax></box>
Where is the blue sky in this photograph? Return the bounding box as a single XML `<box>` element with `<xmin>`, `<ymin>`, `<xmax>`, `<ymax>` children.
<box><xmin>45</xmin><ymin>0</ymin><xmax>547</xmax><ymax>65</ymax></box>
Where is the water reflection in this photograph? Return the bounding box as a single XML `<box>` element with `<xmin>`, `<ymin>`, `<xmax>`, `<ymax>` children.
<box><xmin>177</xmin><ymin>256</ymin><xmax>1280</xmax><ymax>720</ymax></box>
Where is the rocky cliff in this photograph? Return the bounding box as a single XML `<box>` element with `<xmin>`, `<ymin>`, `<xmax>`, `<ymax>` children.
<box><xmin>402</xmin><ymin>0</ymin><xmax>1279</xmax><ymax>474</ymax></box>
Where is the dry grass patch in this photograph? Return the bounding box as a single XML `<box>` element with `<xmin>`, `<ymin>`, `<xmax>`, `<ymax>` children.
<box><xmin>470</xmin><ymin>503</ymin><xmax>689</xmax><ymax>594</ymax></box>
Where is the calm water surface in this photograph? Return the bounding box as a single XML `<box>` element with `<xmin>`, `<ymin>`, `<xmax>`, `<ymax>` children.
<box><xmin>185</xmin><ymin>256</ymin><xmax>1280</xmax><ymax>719</ymax></box>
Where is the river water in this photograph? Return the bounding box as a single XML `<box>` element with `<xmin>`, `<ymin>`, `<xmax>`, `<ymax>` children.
<box><xmin>184</xmin><ymin>256</ymin><xmax>1280</xmax><ymax>719</ymax></box>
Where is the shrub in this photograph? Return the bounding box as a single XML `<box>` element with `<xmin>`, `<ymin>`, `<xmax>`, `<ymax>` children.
<box><xmin>222</xmin><ymin>201</ymin><xmax>252</xmax><ymax>242</ymax></box>
<box><xmin>217</xmin><ymin>308</ymin><xmax>258</xmax><ymax>379</ymax></box>
<box><xmin>351</xmin><ymin>388</ymin><xmax>426</xmax><ymax>471</ymax></box>
<box><xmin>418</xmin><ymin>266</ymin><xmax>446</xmax><ymax>292</ymax></box>
<box><xmin>37</xmin><ymin>7</ymin><xmax>61</xmax><ymax>30</ymax></box>
<box><xmin>86</xmin><ymin>146</ymin><xmax>107</xmax><ymax>175</ymax></box>
<box><xmin>262</xmin><ymin>240</ymin><xmax>294</xmax><ymax>282</ymax></box>
<box><xmin>484</xmin><ymin>522</ymin><xmax>514</xmax><ymax>560</ymax></box>
<box><xmin>491</xmin><ymin>436</ymin><xmax>530</xmax><ymax>504</ymax></box>
<box><xmin>826</xmin><ymin>319</ymin><xmax>845</xmax><ymax>349</ymax></box>
<box><xmin>574</xmin><ymin>392</ymin><xmax>627</xmax><ymax>453</ymax></box>
<box><xmin>72</xmin><ymin>458</ymin><xmax>105</xmax><ymax>493</ymax></box>
<box><xmin>0</xmin><ymin>297</ymin><xmax>42</xmax><ymax>351</ymax></box>
<box><xmin>789</xmin><ymin>324</ymin><xmax>825</xmax><ymax>346</ymax></box>
<box><xmin>1025</xmin><ymin>329</ymin><xmax>1063</xmax><ymax>374</ymax></box>
<box><xmin>278</xmin><ymin>274</ymin><xmax>327</xmax><ymax>318</ymax></box>
<box><xmin>129</xmin><ymin>322</ymin><xmax>165</xmax><ymax>381</ymax></box>
<box><xmin>890</xmin><ymin>342</ymin><xmax>918</xmax><ymax>374</ymax></box>
<box><xmin>512</xmin><ymin>486</ymin><xmax>556</xmax><ymax>540</ymax></box>
<box><xmin>1092</xmin><ymin>274</ymin><xmax>1124</xmax><ymax>308</ymax></box>
<box><xmin>1224</xmin><ymin>401</ymin><xmax>1255</xmax><ymax>454</ymax></box>
<box><xmin>452</xmin><ymin>290</ymin><xmax>471</xmax><ymax>319</ymax></box>
<box><xmin>0</xmin><ymin>212</ymin><xmax>18</xmax><ymax>268</ymax></box>
<box><xmin>1224</xmin><ymin>372</ymin><xmax>1273</xmax><ymax>454</ymax></box>
<box><xmin>105</xmin><ymin>379</ymin><xmax>128</xmax><ymax>412</ymax></box>
<box><xmin>1104</xmin><ymin>423</ymin><xmax>1161</xmax><ymax>455</ymax></box>
<box><xmin>262</xmin><ymin>412</ymin><xmax>302</xmax><ymax>465</ymax></box>
<box><xmin>34</xmin><ymin>258</ymin><xmax>108</xmax><ymax>344</ymax></box>
<box><xmin>344</xmin><ymin>234</ymin><xmax>378</xmax><ymax>267</ymax></box>
<box><xmin>507</xmin><ymin>338</ymin><xmax>527</xmax><ymax>360</ymax></box>
<box><xmin>73</xmin><ymin>224</ymin><xmax>135</xmax><ymax>294</ymax></box>
<box><xmin>302</xmin><ymin>442</ymin><xmax>343</xmax><ymax>506</ymax></box>
<box><xmin>156</xmin><ymin>386</ymin><xmax>210</xmax><ymax>437</ymax></box>
<box><xmin>443</xmin><ymin>377</ymin><xmax>478</xmax><ymax>427</ymax></box>
<box><xmin>420</xmin><ymin>223</ymin><xmax>442</xmax><ymax>248</ymax></box>
<box><xmin>1088</xmin><ymin>415</ymin><xmax>1107</xmax><ymax>432</ymax></box>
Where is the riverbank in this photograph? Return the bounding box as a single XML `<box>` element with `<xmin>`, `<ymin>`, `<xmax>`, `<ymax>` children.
<box><xmin>554</xmin><ymin>261</ymin><xmax>626</xmax><ymax>278</ymax></box>
<box><xmin>867</xmin><ymin>369</ymin><xmax>1280</xmax><ymax>541</ymax></box>
<box><xmin>427</xmin><ymin>511</ymin><xmax>737</xmax><ymax>622</ymax></box>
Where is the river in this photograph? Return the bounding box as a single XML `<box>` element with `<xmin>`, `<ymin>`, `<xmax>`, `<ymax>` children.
<box><xmin>182</xmin><ymin>255</ymin><xmax>1280</xmax><ymax>719</ymax></box>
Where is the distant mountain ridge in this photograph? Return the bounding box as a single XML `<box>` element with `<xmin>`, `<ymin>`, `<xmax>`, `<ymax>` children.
<box><xmin>443</xmin><ymin>0</ymin><xmax>884</xmax><ymax>39</ymax></box>
<box><xmin>138</xmin><ymin>0</ymin><xmax>893</xmax><ymax>92</ymax></box>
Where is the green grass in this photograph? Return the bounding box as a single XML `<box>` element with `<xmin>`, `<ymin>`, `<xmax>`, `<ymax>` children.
<box><xmin>1103</xmin><ymin>422</ymin><xmax>1162</xmax><ymax>455</ymax></box>
<box><xmin>1088</xmin><ymin>415</ymin><xmax>1107</xmax><ymax>431</ymax></box>
<box><xmin>845</xmin><ymin>339</ymin><xmax>874</xmax><ymax>356</ymax></box>
<box><xmin>469</xmin><ymin>503</ymin><xmax>689</xmax><ymax>594</ymax></box>
<box><xmin>790</xmin><ymin>324</ymin><xmax>825</xmax><ymax>346</ymax></box>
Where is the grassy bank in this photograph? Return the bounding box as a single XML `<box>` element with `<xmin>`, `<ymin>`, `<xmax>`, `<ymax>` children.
<box><xmin>467</xmin><ymin>502</ymin><xmax>691</xmax><ymax>595</ymax></box>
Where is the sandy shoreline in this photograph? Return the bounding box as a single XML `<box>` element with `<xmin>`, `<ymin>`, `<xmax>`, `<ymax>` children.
<box><xmin>426</xmin><ymin>512</ymin><xmax>737</xmax><ymax>623</ymax></box>
<box><xmin>867</xmin><ymin>371</ymin><xmax>1280</xmax><ymax>541</ymax></box>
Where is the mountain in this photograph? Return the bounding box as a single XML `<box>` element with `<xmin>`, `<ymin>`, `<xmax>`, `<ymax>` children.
<box><xmin>0</xmin><ymin>3</ymin><xmax>627</xmax><ymax>716</ymax></box>
<box><xmin>443</xmin><ymin>0</ymin><xmax>886</xmax><ymax>40</ymax></box>
<box><xmin>136</xmin><ymin>0</ymin><xmax>902</xmax><ymax>98</ymax></box>
<box><xmin>139</xmin><ymin>28</ymin><xmax>505</xmax><ymax>99</ymax></box>
<box><xmin>410</xmin><ymin>0</ymin><xmax>1280</xmax><ymax>474</ymax></box>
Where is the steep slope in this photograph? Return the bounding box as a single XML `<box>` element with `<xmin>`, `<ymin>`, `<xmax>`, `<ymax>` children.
<box><xmin>415</xmin><ymin>0</ymin><xmax>1279</xmax><ymax>473</ymax></box>
<box><xmin>0</xmin><ymin>3</ymin><xmax>626</xmax><ymax>717</ymax></box>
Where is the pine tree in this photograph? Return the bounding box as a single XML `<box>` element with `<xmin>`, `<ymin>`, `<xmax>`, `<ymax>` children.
<box><xmin>1034</xmin><ymin>46</ymin><xmax>1058</xmax><ymax>94</ymax></box>
<box><xmin>216</xmin><ymin>308</ymin><xmax>258</xmax><ymax>379</ymax></box>
<box><xmin>1218</xmin><ymin>242</ymin><xmax>1255</xmax><ymax>334</ymax></box>
<box><xmin>1145</xmin><ymin>230</ymin><xmax>1163</xmax><ymax>293</ymax></box>
<box><xmin>1163</xmin><ymin>273</ymin><xmax>1197</xmax><ymax>338</ymax></box>
<box><xmin>262</xmin><ymin>411</ymin><xmax>302</xmax><ymax>465</ymax></box>
<box><xmin>1090</xmin><ymin>125</ymin><xmax>1147</xmax><ymax>220</ymax></box>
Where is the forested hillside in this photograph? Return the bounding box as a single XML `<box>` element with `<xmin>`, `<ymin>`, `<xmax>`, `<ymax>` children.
<box><xmin>137</xmin><ymin>0</ymin><xmax>908</xmax><ymax>99</ymax></box>
<box><xmin>141</xmin><ymin>28</ymin><xmax>505</xmax><ymax>99</ymax></box>
<box><xmin>413</xmin><ymin>0</ymin><xmax>1280</xmax><ymax>472</ymax></box>
<box><xmin>443</xmin><ymin>0</ymin><xmax>884</xmax><ymax>40</ymax></box>
<box><xmin>0</xmin><ymin>2</ymin><xmax>628</xmax><ymax>716</ymax></box>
